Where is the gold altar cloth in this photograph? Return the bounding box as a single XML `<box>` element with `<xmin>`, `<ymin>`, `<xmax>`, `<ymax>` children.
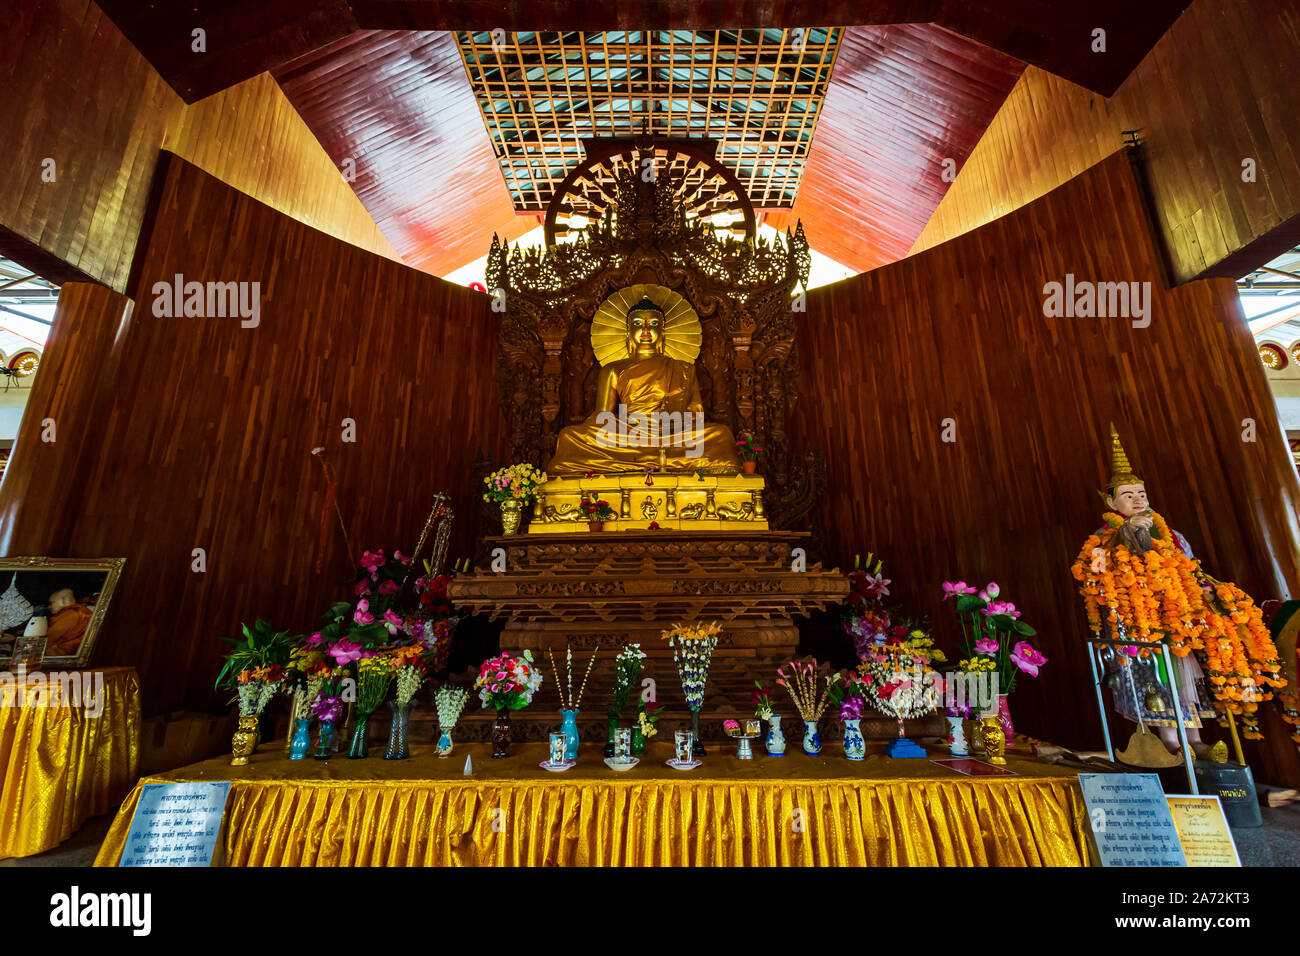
<box><xmin>1</xmin><ymin>666</ymin><xmax>140</xmax><ymax>859</ymax></box>
<box><xmin>94</xmin><ymin>740</ymin><xmax>1089</xmax><ymax>866</ymax></box>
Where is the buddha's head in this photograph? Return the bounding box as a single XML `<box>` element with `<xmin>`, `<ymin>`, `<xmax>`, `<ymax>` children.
<box><xmin>626</xmin><ymin>298</ymin><xmax>666</xmax><ymax>357</ymax></box>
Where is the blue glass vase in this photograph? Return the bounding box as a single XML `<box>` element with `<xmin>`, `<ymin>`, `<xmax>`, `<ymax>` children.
<box><xmin>313</xmin><ymin>719</ymin><xmax>335</xmax><ymax>760</ymax></box>
<box><xmin>560</xmin><ymin>708</ymin><xmax>580</xmax><ymax>761</ymax></box>
<box><xmin>289</xmin><ymin>713</ymin><xmax>313</xmax><ymax>760</ymax></box>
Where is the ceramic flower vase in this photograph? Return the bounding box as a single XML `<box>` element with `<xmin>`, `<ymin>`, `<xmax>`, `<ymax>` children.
<box><xmin>841</xmin><ymin>718</ymin><xmax>866</xmax><ymax>760</ymax></box>
<box><xmin>587</xmin><ymin>521</ymin><xmax>604</xmax><ymax>532</ymax></box>
<box><xmin>384</xmin><ymin>700</ymin><xmax>411</xmax><ymax>760</ymax></box>
<box><xmin>765</xmin><ymin>714</ymin><xmax>785</xmax><ymax>756</ymax></box>
<box><xmin>491</xmin><ymin>707</ymin><xmax>512</xmax><ymax>758</ymax></box>
<box><xmin>347</xmin><ymin>711</ymin><xmax>372</xmax><ymax>758</ymax></box>
<box><xmin>499</xmin><ymin>498</ymin><xmax>524</xmax><ymax>535</ymax></box>
<box><xmin>945</xmin><ymin>715</ymin><xmax>968</xmax><ymax>757</ymax></box>
<box><xmin>560</xmin><ymin>708</ymin><xmax>580</xmax><ymax>761</ymax></box>
<box><xmin>689</xmin><ymin>707</ymin><xmax>706</xmax><ymax>757</ymax></box>
<box><xmin>288</xmin><ymin>714</ymin><xmax>313</xmax><ymax>760</ymax></box>
<box><xmin>436</xmin><ymin>726</ymin><xmax>454</xmax><ymax>757</ymax></box>
<box><xmin>313</xmin><ymin>719</ymin><xmax>335</xmax><ymax>760</ymax></box>
<box><xmin>231</xmin><ymin>715</ymin><xmax>259</xmax><ymax>766</ymax></box>
<box><xmin>742</xmin><ymin>460</ymin><xmax>757</xmax><ymax>475</ymax></box>
<box><xmin>997</xmin><ymin>694</ymin><xmax>1015</xmax><ymax>746</ymax></box>
<box><xmin>802</xmin><ymin>720</ymin><xmax>822</xmax><ymax>756</ymax></box>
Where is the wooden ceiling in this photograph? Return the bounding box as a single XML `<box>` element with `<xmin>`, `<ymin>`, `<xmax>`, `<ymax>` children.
<box><xmin>766</xmin><ymin>24</ymin><xmax>1024</xmax><ymax>272</ymax></box>
<box><xmin>95</xmin><ymin>1</ymin><xmax>1190</xmax><ymax>276</ymax></box>
<box><xmin>273</xmin><ymin>31</ymin><xmax>535</xmax><ymax>276</ymax></box>
<box><xmin>100</xmin><ymin>1</ymin><xmax>1190</xmax><ymax>103</ymax></box>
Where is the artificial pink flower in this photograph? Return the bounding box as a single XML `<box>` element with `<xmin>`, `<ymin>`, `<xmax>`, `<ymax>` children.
<box><xmin>394</xmin><ymin>550</ymin><xmax>410</xmax><ymax>565</ymax></box>
<box><xmin>1011</xmin><ymin>642</ymin><xmax>1048</xmax><ymax>677</ymax></box>
<box><xmin>860</xmin><ymin>572</ymin><xmax>891</xmax><ymax>600</ymax></box>
<box><xmin>306</xmin><ymin>632</ymin><xmax>323</xmax><ymax>645</ymax></box>
<box><xmin>328</xmin><ymin>639</ymin><xmax>363</xmax><ymax>666</ymax></box>
<box><xmin>942</xmin><ymin>581</ymin><xmax>978</xmax><ymax>600</ymax></box>
<box><xmin>983</xmin><ymin>600</ymin><xmax>1021</xmax><ymax>619</ymax></box>
<box><xmin>974</xmin><ymin>637</ymin><xmax>999</xmax><ymax>655</ymax></box>
<box><xmin>354</xmin><ymin>579</ymin><xmax>371</xmax><ymax>597</ymax></box>
<box><xmin>360</xmin><ymin>550</ymin><xmax>384</xmax><ymax>573</ymax></box>
<box><xmin>378</xmin><ymin>580</ymin><xmax>399</xmax><ymax>595</ymax></box>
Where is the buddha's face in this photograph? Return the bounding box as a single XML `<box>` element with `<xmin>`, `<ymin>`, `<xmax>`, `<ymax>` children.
<box><xmin>627</xmin><ymin>308</ymin><xmax>664</xmax><ymax>355</ymax></box>
<box><xmin>1106</xmin><ymin>482</ymin><xmax>1149</xmax><ymax>517</ymax></box>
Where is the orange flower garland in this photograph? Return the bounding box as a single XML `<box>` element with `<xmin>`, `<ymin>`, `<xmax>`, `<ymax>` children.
<box><xmin>1071</xmin><ymin>511</ymin><xmax>1287</xmax><ymax>739</ymax></box>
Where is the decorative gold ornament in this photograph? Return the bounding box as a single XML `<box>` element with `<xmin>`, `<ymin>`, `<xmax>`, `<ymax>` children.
<box><xmin>978</xmin><ymin>716</ymin><xmax>1007</xmax><ymax>764</ymax></box>
<box><xmin>231</xmin><ymin>715</ymin><xmax>258</xmax><ymax>766</ymax></box>
<box><xmin>1207</xmin><ymin>740</ymin><xmax>1229</xmax><ymax>763</ymax></box>
<box><xmin>1102</xmin><ymin>422</ymin><xmax>1143</xmax><ymax>495</ymax></box>
<box><xmin>590</xmin><ymin>283</ymin><xmax>702</xmax><ymax>366</ymax></box>
<box><xmin>1143</xmin><ymin>683</ymin><xmax>1168</xmax><ymax>714</ymax></box>
<box><xmin>963</xmin><ymin>718</ymin><xmax>986</xmax><ymax>756</ymax></box>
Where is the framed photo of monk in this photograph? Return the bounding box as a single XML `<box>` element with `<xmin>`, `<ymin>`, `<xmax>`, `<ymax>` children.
<box><xmin>0</xmin><ymin>557</ymin><xmax>126</xmax><ymax>669</ymax></box>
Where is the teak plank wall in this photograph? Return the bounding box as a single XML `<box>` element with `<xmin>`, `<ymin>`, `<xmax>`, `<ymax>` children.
<box><xmin>797</xmin><ymin>151</ymin><xmax>1300</xmax><ymax>785</ymax></box>
<box><xmin>913</xmin><ymin>0</ymin><xmax>1300</xmax><ymax>283</ymax></box>
<box><xmin>0</xmin><ymin>155</ymin><xmax>504</xmax><ymax>714</ymax></box>
<box><xmin>0</xmin><ymin>0</ymin><xmax>398</xmax><ymax>292</ymax></box>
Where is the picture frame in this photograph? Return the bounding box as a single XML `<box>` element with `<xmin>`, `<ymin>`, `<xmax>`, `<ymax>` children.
<box><xmin>0</xmin><ymin>556</ymin><xmax>126</xmax><ymax>669</ymax></box>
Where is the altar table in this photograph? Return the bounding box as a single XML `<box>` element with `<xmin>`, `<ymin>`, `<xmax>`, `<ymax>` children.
<box><xmin>94</xmin><ymin>740</ymin><xmax>1091</xmax><ymax>866</ymax></box>
<box><xmin>1</xmin><ymin>666</ymin><xmax>141</xmax><ymax>859</ymax></box>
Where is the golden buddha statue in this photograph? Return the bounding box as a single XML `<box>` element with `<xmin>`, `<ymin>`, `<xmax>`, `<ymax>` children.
<box><xmin>547</xmin><ymin>290</ymin><xmax>742</xmax><ymax>476</ymax></box>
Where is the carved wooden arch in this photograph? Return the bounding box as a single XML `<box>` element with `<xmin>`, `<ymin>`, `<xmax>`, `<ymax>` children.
<box><xmin>543</xmin><ymin>138</ymin><xmax>757</xmax><ymax>247</ymax></box>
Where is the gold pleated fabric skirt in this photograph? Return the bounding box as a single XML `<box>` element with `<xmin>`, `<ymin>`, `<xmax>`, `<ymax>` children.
<box><xmin>1</xmin><ymin>666</ymin><xmax>140</xmax><ymax>859</ymax></box>
<box><xmin>93</xmin><ymin>741</ymin><xmax>1089</xmax><ymax>866</ymax></box>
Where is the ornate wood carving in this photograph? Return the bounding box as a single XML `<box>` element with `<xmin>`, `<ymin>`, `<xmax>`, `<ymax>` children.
<box><xmin>487</xmin><ymin>137</ymin><xmax>820</xmax><ymax>528</ymax></box>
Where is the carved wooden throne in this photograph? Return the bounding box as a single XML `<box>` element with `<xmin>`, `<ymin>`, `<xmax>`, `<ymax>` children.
<box><xmin>449</xmin><ymin>139</ymin><xmax>851</xmax><ymax>744</ymax></box>
<box><xmin>486</xmin><ymin>137</ymin><xmax>824</xmax><ymax>530</ymax></box>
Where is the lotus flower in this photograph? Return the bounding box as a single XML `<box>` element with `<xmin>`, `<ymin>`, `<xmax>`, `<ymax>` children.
<box><xmin>942</xmin><ymin>581</ymin><xmax>978</xmax><ymax>600</ymax></box>
<box><xmin>974</xmin><ymin>637</ymin><xmax>999</xmax><ymax>655</ymax></box>
<box><xmin>327</xmin><ymin>639</ymin><xmax>363</xmax><ymax>666</ymax></box>
<box><xmin>1011</xmin><ymin>641</ymin><xmax>1048</xmax><ymax>677</ymax></box>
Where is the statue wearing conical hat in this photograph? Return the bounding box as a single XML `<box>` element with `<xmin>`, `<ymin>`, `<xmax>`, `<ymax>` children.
<box><xmin>1071</xmin><ymin>424</ymin><xmax>1292</xmax><ymax>753</ymax></box>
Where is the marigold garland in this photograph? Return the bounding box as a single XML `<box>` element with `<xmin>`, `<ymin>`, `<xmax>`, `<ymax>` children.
<box><xmin>1071</xmin><ymin>510</ymin><xmax>1287</xmax><ymax>739</ymax></box>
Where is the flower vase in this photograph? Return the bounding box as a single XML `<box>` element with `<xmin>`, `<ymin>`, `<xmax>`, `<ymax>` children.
<box><xmin>231</xmin><ymin>715</ymin><xmax>258</xmax><ymax>766</ymax></box>
<box><xmin>499</xmin><ymin>498</ymin><xmax>524</xmax><ymax>535</ymax></box>
<box><xmin>841</xmin><ymin>719</ymin><xmax>865</xmax><ymax>760</ymax></box>
<box><xmin>603</xmin><ymin>714</ymin><xmax>617</xmax><ymax>758</ymax></box>
<box><xmin>765</xmin><ymin>714</ymin><xmax>786</xmax><ymax>756</ymax></box>
<box><xmin>435</xmin><ymin>726</ymin><xmax>454</xmax><ymax>757</ymax></box>
<box><xmin>560</xmin><ymin>708</ymin><xmax>580</xmax><ymax>761</ymax></box>
<box><xmin>347</xmin><ymin>711</ymin><xmax>372</xmax><ymax>758</ymax></box>
<box><xmin>313</xmin><ymin>719</ymin><xmax>336</xmax><ymax>760</ymax></box>
<box><xmin>631</xmin><ymin>724</ymin><xmax>646</xmax><ymax>756</ymax></box>
<box><xmin>979</xmin><ymin>716</ymin><xmax>1007</xmax><ymax>765</ymax></box>
<box><xmin>997</xmin><ymin>694</ymin><xmax>1015</xmax><ymax>746</ymax></box>
<box><xmin>491</xmin><ymin>708</ymin><xmax>512</xmax><ymax>758</ymax></box>
<box><xmin>384</xmin><ymin>700</ymin><xmax>411</xmax><ymax>760</ymax></box>
<box><xmin>288</xmin><ymin>713</ymin><xmax>313</xmax><ymax>760</ymax></box>
<box><xmin>945</xmin><ymin>716</ymin><xmax>969</xmax><ymax>757</ymax></box>
<box><xmin>689</xmin><ymin>707</ymin><xmax>706</xmax><ymax>757</ymax></box>
<box><xmin>802</xmin><ymin>719</ymin><xmax>822</xmax><ymax>756</ymax></box>
<box><xmin>587</xmin><ymin>521</ymin><xmax>603</xmax><ymax>532</ymax></box>
<box><xmin>742</xmin><ymin>460</ymin><xmax>757</xmax><ymax>475</ymax></box>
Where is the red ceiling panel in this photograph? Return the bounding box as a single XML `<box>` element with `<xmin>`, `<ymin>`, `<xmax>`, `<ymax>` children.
<box><xmin>273</xmin><ymin>30</ymin><xmax>536</xmax><ymax>277</ymax></box>
<box><xmin>766</xmin><ymin>24</ymin><xmax>1024</xmax><ymax>272</ymax></box>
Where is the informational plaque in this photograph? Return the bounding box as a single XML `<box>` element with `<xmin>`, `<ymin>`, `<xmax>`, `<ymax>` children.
<box><xmin>119</xmin><ymin>781</ymin><xmax>230</xmax><ymax>867</ymax></box>
<box><xmin>1078</xmin><ymin>773</ymin><xmax>1187</xmax><ymax>867</ymax></box>
<box><xmin>1166</xmin><ymin>795</ymin><xmax>1241</xmax><ymax>867</ymax></box>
